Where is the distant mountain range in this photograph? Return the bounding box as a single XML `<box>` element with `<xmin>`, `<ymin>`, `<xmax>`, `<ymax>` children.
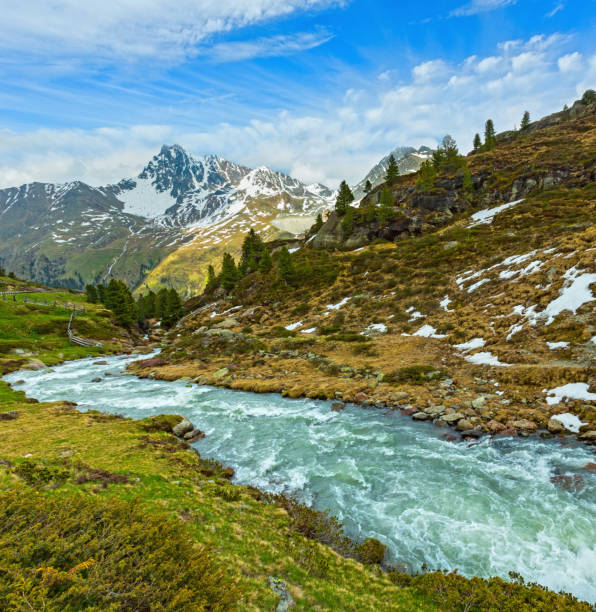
<box><xmin>0</xmin><ymin>144</ymin><xmax>425</xmax><ymax>296</ymax></box>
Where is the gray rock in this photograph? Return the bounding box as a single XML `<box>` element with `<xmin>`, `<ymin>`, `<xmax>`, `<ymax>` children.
<box><xmin>456</xmin><ymin>419</ymin><xmax>475</xmax><ymax>431</ymax></box>
<box><xmin>547</xmin><ymin>418</ymin><xmax>565</xmax><ymax>434</ymax></box>
<box><xmin>268</xmin><ymin>577</ymin><xmax>294</xmax><ymax>612</ymax></box>
<box><xmin>412</xmin><ymin>412</ymin><xmax>430</xmax><ymax>421</ymax></box>
<box><xmin>172</xmin><ymin>417</ymin><xmax>194</xmax><ymax>437</ymax></box>
<box><xmin>91</xmin><ymin>377</ymin><xmax>102</xmax><ymax>383</ymax></box>
<box><xmin>471</xmin><ymin>397</ymin><xmax>486</xmax><ymax>410</ymax></box>
<box><xmin>440</xmin><ymin>413</ymin><xmax>464</xmax><ymax>425</ymax></box>
<box><xmin>331</xmin><ymin>401</ymin><xmax>345</xmax><ymax>412</ymax></box>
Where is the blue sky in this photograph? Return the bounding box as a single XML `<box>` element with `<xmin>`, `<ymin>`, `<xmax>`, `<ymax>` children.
<box><xmin>1</xmin><ymin>0</ymin><xmax>595</xmax><ymax>188</ymax></box>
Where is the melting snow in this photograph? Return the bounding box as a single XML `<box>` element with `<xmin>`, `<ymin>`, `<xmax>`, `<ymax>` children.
<box><xmin>550</xmin><ymin>413</ymin><xmax>587</xmax><ymax>433</ymax></box>
<box><xmin>301</xmin><ymin>327</ymin><xmax>317</xmax><ymax>334</ymax></box>
<box><xmin>440</xmin><ymin>295</ymin><xmax>453</xmax><ymax>312</ymax></box>
<box><xmin>469</xmin><ymin>199</ymin><xmax>524</xmax><ymax>226</ymax></box>
<box><xmin>546</xmin><ymin>341</ymin><xmax>569</xmax><ymax>350</ymax></box>
<box><xmin>455</xmin><ymin>338</ymin><xmax>486</xmax><ymax>351</ymax></box>
<box><xmin>542</xmin><ymin>267</ymin><xmax>596</xmax><ymax>325</ymax></box>
<box><xmin>545</xmin><ymin>383</ymin><xmax>596</xmax><ymax>406</ymax></box>
<box><xmin>464</xmin><ymin>352</ymin><xmax>511</xmax><ymax>367</ymax></box>
<box><xmin>364</xmin><ymin>323</ymin><xmax>387</xmax><ymax>335</ymax></box>
<box><xmin>285</xmin><ymin>321</ymin><xmax>303</xmax><ymax>331</ymax></box>
<box><xmin>412</xmin><ymin>325</ymin><xmax>447</xmax><ymax>339</ymax></box>
<box><xmin>326</xmin><ymin>297</ymin><xmax>350</xmax><ymax>311</ymax></box>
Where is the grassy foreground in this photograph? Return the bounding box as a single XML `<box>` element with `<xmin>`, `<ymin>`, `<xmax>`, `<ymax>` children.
<box><xmin>0</xmin><ymin>285</ymin><xmax>593</xmax><ymax>610</ymax></box>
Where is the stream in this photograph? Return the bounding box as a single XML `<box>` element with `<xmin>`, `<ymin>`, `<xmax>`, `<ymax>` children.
<box><xmin>4</xmin><ymin>353</ymin><xmax>596</xmax><ymax>602</ymax></box>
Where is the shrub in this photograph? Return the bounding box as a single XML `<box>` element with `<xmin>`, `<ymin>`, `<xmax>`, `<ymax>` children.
<box><xmin>270</xmin><ymin>326</ymin><xmax>296</xmax><ymax>338</ymax></box>
<box><xmin>356</xmin><ymin>538</ymin><xmax>387</xmax><ymax>565</ymax></box>
<box><xmin>385</xmin><ymin>365</ymin><xmax>449</xmax><ymax>385</ymax></box>
<box><xmin>0</xmin><ymin>489</ymin><xmax>239</xmax><ymax>610</ymax></box>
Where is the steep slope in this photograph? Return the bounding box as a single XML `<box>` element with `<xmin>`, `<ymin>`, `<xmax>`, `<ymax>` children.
<box><xmin>0</xmin><ymin>146</ymin><xmax>334</xmax><ymax>295</ymax></box>
<box><xmin>144</xmin><ymin>96</ymin><xmax>596</xmax><ymax>445</ymax></box>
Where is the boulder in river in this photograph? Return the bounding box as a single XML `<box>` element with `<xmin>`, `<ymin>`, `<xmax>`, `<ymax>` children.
<box><xmin>223</xmin><ymin>467</ymin><xmax>235</xmax><ymax>479</ymax></box>
<box><xmin>547</xmin><ymin>418</ymin><xmax>565</xmax><ymax>434</ymax></box>
<box><xmin>331</xmin><ymin>401</ymin><xmax>345</xmax><ymax>412</ymax></box>
<box><xmin>172</xmin><ymin>417</ymin><xmax>194</xmax><ymax>437</ymax></box>
<box><xmin>24</xmin><ymin>358</ymin><xmax>47</xmax><ymax>371</ymax></box>
<box><xmin>412</xmin><ymin>412</ymin><xmax>429</xmax><ymax>421</ymax></box>
<box><xmin>184</xmin><ymin>429</ymin><xmax>205</xmax><ymax>442</ymax></box>
<box><xmin>91</xmin><ymin>377</ymin><xmax>102</xmax><ymax>383</ymax></box>
<box><xmin>456</xmin><ymin>419</ymin><xmax>474</xmax><ymax>431</ymax></box>
<box><xmin>354</xmin><ymin>392</ymin><xmax>368</xmax><ymax>403</ymax></box>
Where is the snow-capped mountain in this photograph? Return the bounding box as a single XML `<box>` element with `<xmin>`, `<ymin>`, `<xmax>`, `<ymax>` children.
<box><xmin>352</xmin><ymin>146</ymin><xmax>433</xmax><ymax>200</ymax></box>
<box><xmin>101</xmin><ymin>144</ymin><xmax>334</xmax><ymax>227</ymax></box>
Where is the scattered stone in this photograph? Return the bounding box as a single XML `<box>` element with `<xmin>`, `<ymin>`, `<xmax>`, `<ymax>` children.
<box><xmin>486</xmin><ymin>420</ymin><xmax>506</xmax><ymax>434</ymax></box>
<box><xmin>11</xmin><ymin>380</ymin><xmax>25</xmax><ymax>386</ymax></box>
<box><xmin>213</xmin><ymin>367</ymin><xmax>230</xmax><ymax>379</ymax></box>
<box><xmin>578</xmin><ymin>430</ymin><xmax>596</xmax><ymax>443</ymax></box>
<box><xmin>24</xmin><ymin>358</ymin><xmax>47</xmax><ymax>371</ymax></box>
<box><xmin>444</xmin><ymin>434</ymin><xmax>458</xmax><ymax>442</ymax></box>
<box><xmin>172</xmin><ymin>417</ymin><xmax>194</xmax><ymax>437</ymax></box>
<box><xmin>93</xmin><ymin>360</ymin><xmax>108</xmax><ymax>365</ymax></box>
<box><xmin>440</xmin><ymin>413</ymin><xmax>463</xmax><ymax>425</ymax></box>
<box><xmin>330</xmin><ymin>401</ymin><xmax>345</xmax><ymax>412</ymax></box>
<box><xmin>57</xmin><ymin>450</ymin><xmax>74</xmax><ymax>458</ymax></box>
<box><xmin>471</xmin><ymin>396</ymin><xmax>486</xmax><ymax>410</ymax></box>
<box><xmin>184</xmin><ymin>429</ymin><xmax>205</xmax><ymax>442</ymax></box>
<box><xmin>463</xmin><ymin>428</ymin><xmax>483</xmax><ymax>438</ymax></box>
<box><xmin>223</xmin><ymin>467</ymin><xmax>235</xmax><ymax>479</ymax></box>
<box><xmin>91</xmin><ymin>377</ymin><xmax>102</xmax><ymax>383</ymax></box>
<box><xmin>401</xmin><ymin>406</ymin><xmax>417</xmax><ymax>416</ymax></box>
<box><xmin>268</xmin><ymin>577</ymin><xmax>294</xmax><ymax>612</ymax></box>
<box><xmin>215</xmin><ymin>317</ymin><xmax>239</xmax><ymax>329</ymax></box>
<box><xmin>547</xmin><ymin>418</ymin><xmax>565</xmax><ymax>434</ymax></box>
<box><xmin>583</xmin><ymin>462</ymin><xmax>596</xmax><ymax>473</ymax></box>
<box><xmin>550</xmin><ymin>474</ymin><xmax>584</xmax><ymax>491</ymax></box>
<box><xmin>511</xmin><ymin>419</ymin><xmax>538</xmax><ymax>433</ymax></box>
<box><xmin>354</xmin><ymin>392</ymin><xmax>368</xmax><ymax>403</ymax></box>
<box><xmin>0</xmin><ymin>411</ymin><xmax>18</xmax><ymax>421</ymax></box>
<box><xmin>456</xmin><ymin>419</ymin><xmax>474</xmax><ymax>431</ymax></box>
<box><xmin>412</xmin><ymin>412</ymin><xmax>429</xmax><ymax>421</ymax></box>
<box><xmin>443</xmin><ymin>241</ymin><xmax>458</xmax><ymax>250</ymax></box>
<box><xmin>390</xmin><ymin>391</ymin><xmax>409</xmax><ymax>401</ymax></box>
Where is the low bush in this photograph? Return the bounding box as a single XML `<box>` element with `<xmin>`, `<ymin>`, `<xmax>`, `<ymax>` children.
<box><xmin>0</xmin><ymin>489</ymin><xmax>239</xmax><ymax>610</ymax></box>
<box><xmin>385</xmin><ymin>365</ymin><xmax>450</xmax><ymax>385</ymax></box>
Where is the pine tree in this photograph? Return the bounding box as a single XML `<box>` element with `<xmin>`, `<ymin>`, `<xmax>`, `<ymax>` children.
<box><xmin>219</xmin><ymin>253</ymin><xmax>238</xmax><ymax>292</ymax></box>
<box><xmin>364</xmin><ymin>179</ymin><xmax>372</xmax><ymax>193</ymax></box>
<box><xmin>520</xmin><ymin>111</ymin><xmax>530</xmax><ymax>130</ymax></box>
<box><xmin>239</xmin><ymin>229</ymin><xmax>266</xmax><ymax>276</ymax></box>
<box><xmin>96</xmin><ymin>284</ymin><xmax>106</xmax><ymax>304</ymax></box>
<box><xmin>416</xmin><ymin>160</ymin><xmax>437</xmax><ymax>192</ymax></box>
<box><xmin>385</xmin><ymin>154</ymin><xmax>399</xmax><ymax>184</ymax></box>
<box><xmin>156</xmin><ymin>288</ymin><xmax>169</xmax><ymax>320</ymax></box>
<box><xmin>105</xmin><ymin>279</ymin><xmax>137</xmax><ymax>327</ymax></box>
<box><xmin>312</xmin><ymin>212</ymin><xmax>323</xmax><ymax>233</ymax></box>
<box><xmin>335</xmin><ymin>180</ymin><xmax>354</xmax><ymax>214</ymax></box>
<box><xmin>258</xmin><ymin>248</ymin><xmax>273</xmax><ymax>274</ymax></box>
<box><xmin>85</xmin><ymin>284</ymin><xmax>98</xmax><ymax>303</ymax></box>
<box><xmin>162</xmin><ymin>289</ymin><xmax>183</xmax><ymax>328</ymax></box>
<box><xmin>484</xmin><ymin>119</ymin><xmax>496</xmax><ymax>150</ymax></box>
<box><xmin>473</xmin><ymin>133</ymin><xmax>482</xmax><ymax>151</ymax></box>
<box><xmin>341</xmin><ymin>207</ymin><xmax>354</xmax><ymax>235</ymax></box>
<box><xmin>378</xmin><ymin>187</ymin><xmax>394</xmax><ymax>223</ymax></box>
<box><xmin>205</xmin><ymin>265</ymin><xmax>218</xmax><ymax>292</ymax></box>
<box><xmin>137</xmin><ymin>291</ymin><xmax>156</xmax><ymax>320</ymax></box>
<box><xmin>277</xmin><ymin>247</ymin><xmax>296</xmax><ymax>285</ymax></box>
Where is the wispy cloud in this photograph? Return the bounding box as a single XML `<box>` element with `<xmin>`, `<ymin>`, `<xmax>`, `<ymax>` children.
<box><xmin>208</xmin><ymin>30</ymin><xmax>333</xmax><ymax>63</ymax></box>
<box><xmin>1</xmin><ymin>35</ymin><xmax>593</xmax><ymax>190</ymax></box>
<box><xmin>451</xmin><ymin>0</ymin><xmax>518</xmax><ymax>17</ymax></box>
<box><xmin>0</xmin><ymin>1</ymin><xmax>346</xmax><ymax>62</ymax></box>
<box><xmin>546</xmin><ymin>3</ymin><xmax>565</xmax><ymax>18</ymax></box>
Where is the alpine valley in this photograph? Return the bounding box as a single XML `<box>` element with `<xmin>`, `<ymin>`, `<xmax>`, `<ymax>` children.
<box><xmin>0</xmin><ymin>145</ymin><xmax>429</xmax><ymax>297</ymax></box>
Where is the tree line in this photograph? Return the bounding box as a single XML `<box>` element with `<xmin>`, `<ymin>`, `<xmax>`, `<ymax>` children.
<box><xmin>86</xmin><ymin>280</ymin><xmax>183</xmax><ymax>329</ymax></box>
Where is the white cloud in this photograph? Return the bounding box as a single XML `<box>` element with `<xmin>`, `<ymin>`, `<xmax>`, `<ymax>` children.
<box><xmin>1</xmin><ymin>35</ymin><xmax>593</xmax><ymax>190</ymax></box>
<box><xmin>208</xmin><ymin>30</ymin><xmax>333</xmax><ymax>62</ymax></box>
<box><xmin>558</xmin><ymin>52</ymin><xmax>583</xmax><ymax>73</ymax></box>
<box><xmin>0</xmin><ymin>1</ymin><xmax>345</xmax><ymax>62</ymax></box>
<box><xmin>451</xmin><ymin>0</ymin><xmax>518</xmax><ymax>17</ymax></box>
<box><xmin>546</xmin><ymin>3</ymin><xmax>564</xmax><ymax>18</ymax></box>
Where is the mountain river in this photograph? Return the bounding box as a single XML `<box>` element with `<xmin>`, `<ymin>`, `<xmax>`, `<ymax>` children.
<box><xmin>4</xmin><ymin>353</ymin><xmax>595</xmax><ymax>603</ymax></box>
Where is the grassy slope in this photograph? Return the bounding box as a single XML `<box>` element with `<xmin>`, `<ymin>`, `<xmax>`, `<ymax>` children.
<box><xmin>148</xmin><ymin>109</ymin><xmax>596</xmax><ymax>442</ymax></box>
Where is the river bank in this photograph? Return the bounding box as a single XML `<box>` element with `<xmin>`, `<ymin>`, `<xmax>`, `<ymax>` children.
<box><xmin>4</xmin><ymin>353</ymin><xmax>596</xmax><ymax>604</ymax></box>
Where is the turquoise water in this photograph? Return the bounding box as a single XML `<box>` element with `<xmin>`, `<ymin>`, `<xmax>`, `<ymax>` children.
<box><xmin>4</xmin><ymin>353</ymin><xmax>596</xmax><ymax>602</ymax></box>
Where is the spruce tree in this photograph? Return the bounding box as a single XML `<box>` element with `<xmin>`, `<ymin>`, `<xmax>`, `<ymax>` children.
<box><xmin>378</xmin><ymin>187</ymin><xmax>394</xmax><ymax>223</ymax></box>
<box><xmin>335</xmin><ymin>180</ymin><xmax>354</xmax><ymax>214</ymax></box>
<box><xmin>205</xmin><ymin>265</ymin><xmax>218</xmax><ymax>292</ymax></box>
<box><xmin>520</xmin><ymin>111</ymin><xmax>530</xmax><ymax>130</ymax></box>
<box><xmin>277</xmin><ymin>247</ymin><xmax>296</xmax><ymax>285</ymax></box>
<box><xmin>96</xmin><ymin>284</ymin><xmax>106</xmax><ymax>304</ymax></box>
<box><xmin>312</xmin><ymin>212</ymin><xmax>323</xmax><ymax>233</ymax></box>
<box><xmin>416</xmin><ymin>160</ymin><xmax>437</xmax><ymax>192</ymax></box>
<box><xmin>341</xmin><ymin>207</ymin><xmax>354</xmax><ymax>235</ymax></box>
<box><xmin>385</xmin><ymin>154</ymin><xmax>399</xmax><ymax>184</ymax></box>
<box><xmin>219</xmin><ymin>253</ymin><xmax>238</xmax><ymax>292</ymax></box>
<box><xmin>484</xmin><ymin>119</ymin><xmax>496</xmax><ymax>150</ymax></box>
<box><xmin>162</xmin><ymin>289</ymin><xmax>183</xmax><ymax>328</ymax></box>
<box><xmin>85</xmin><ymin>284</ymin><xmax>98</xmax><ymax>303</ymax></box>
<box><xmin>258</xmin><ymin>248</ymin><xmax>273</xmax><ymax>274</ymax></box>
<box><xmin>239</xmin><ymin>229</ymin><xmax>266</xmax><ymax>276</ymax></box>
<box><xmin>462</xmin><ymin>165</ymin><xmax>473</xmax><ymax>193</ymax></box>
<box><xmin>105</xmin><ymin>279</ymin><xmax>137</xmax><ymax>327</ymax></box>
<box><xmin>156</xmin><ymin>288</ymin><xmax>169</xmax><ymax>321</ymax></box>
<box><xmin>473</xmin><ymin>133</ymin><xmax>482</xmax><ymax>151</ymax></box>
<box><xmin>364</xmin><ymin>179</ymin><xmax>372</xmax><ymax>193</ymax></box>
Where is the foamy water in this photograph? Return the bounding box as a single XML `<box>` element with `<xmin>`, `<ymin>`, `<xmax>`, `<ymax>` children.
<box><xmin>4</xmin><ymin>353</ymin><xmax>596</xmax><ymax>602</ymax></box>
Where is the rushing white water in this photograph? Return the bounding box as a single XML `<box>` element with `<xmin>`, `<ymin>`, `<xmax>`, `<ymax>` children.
<box><xmin>4</xmin><ymin>353</ymin><xmax>596</xmax><ymax>603</ymax></box>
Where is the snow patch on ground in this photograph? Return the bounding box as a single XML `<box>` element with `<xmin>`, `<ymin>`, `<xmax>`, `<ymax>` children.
<box><xmin>363</xmin><ymin>323</ymin><xmax>387</xmax><ymax>335</ymax></box>
<box><xmin>412</xmin><ymin>325</ymin><xmax>447</xmax><ymax>339</ymax></box>
<box><xmin>545</xmin><ymin>383</ymin><xmax>596</xmax><ymax>406</ymax></box>
<box><xmin>550</xmin><ymin>413</ymin><xmax>587</xmax><ymax>433</ymax></box>
<box><xmin>464</xmin><ymin>352</ymin><xmax>511</xmax><ymax>367</ymax></box>
<box><xmin>469</xmin><ymin>199</ymin><xmax>524</xmax><ymax>226</ymax></box>
<box><xmin>118</xmin><ymin>177</ymin><xmax>177</xmax><ymax>218</ymax></box>
<box><xmin>301</xmin><ymin>327</ymin><xmax>317</xmax><ymax>334</ymax></box>
<box><xmin>440</xmin><ymin>295</ymin><xmax>453</xmax><ymax>312</ymax></box>
<box><xmin>455</xmin><ymin>338</ymin><xmax>486</xmax><ymax>351</ymax></box>
<box><xmin>326</xmin><ymin>297</ymin><xmax>350</xmax><ymax>311</ymax></box>
<box><xmin>285</xmin><ymin>321</ymin><xmax>302</xmax><ymax>331</ymax></box>
<box><xmin>543</xmin><ymin>267</ymin><xmax>596</xmax><ymax>325</ymax></box>
<box><xmin>546</xmin><ymin>341</ymin><xmax>569</xmax><ymax>350</ymax></box>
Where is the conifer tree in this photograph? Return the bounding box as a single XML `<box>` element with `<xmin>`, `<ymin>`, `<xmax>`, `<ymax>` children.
<box><xmin>364</xmin><ymin>179</ymin><xmax>372</xmax><ymax>193</ymax></box>
<box><xmin>378</xmin><ymin>187</ymin><xmax>394</xmax><ymax>223</ymax></box>
<box><xmin>385</xmin><ymin>154</ymin><xmax>399</xmax><ymax>184</ymax></box>
<box><xmin>312</xmin><ymin>212</ymin><xmax>323</xmax><ymax>233</ymax></box>
<box><xmin>462</xmin><ymin>165</ymin><xmax>473</xmax><ymax>194</ymax></box>
<box><xmin>85</xmin><ymin>284</ymin><xmax>98</xmax><ymax>303</ymax></box>
<box><xmin>105</xmin><ymin>279</ymin><xmax>137</xmax><ymax>327</ymax></box>
<box><xmin>520</xmin><ymin>111</ymin><xmax>530</xmax><ymax>130</ymax></box>
<box><xmin>416</xmin><ymin>160</ymin><xmax>437</xmax><ymax>192</ymax></box>
<box><xmin>484</xmin><ymin>119</ymin><xmax>496</xmax><ymax>150</ymax></box>
<box><xmin>341</xmin><ymin>207</ymin><xmax>354</xmax><ymax>235</ymax></box>
<box><xmin>205</xmin><ymin>265</ymin><xmax>218</xmax><ymax>292</ymax></box>
<box><xmin>277</xmin><ymin>246</ymin><xmax>296</xmax><ymax>285</ymax></box>
<box><xmin>162</xmin><ymin>289</ymin><xmax>183</xmax><ymax>328</ymax></box>
<box><xmin>239</xmin><ymin>229</ymin><xmax>266</xmax><ymax>276</ymax></box>
<box><xmin>96</xmin><ymin>284</ymin><xmax>106</xmax><ymax>304</ymax></box>
<box><xmin>335</xmin><ymin>180</ymin><xmax>354</xmax><ymax>214</ymax></box>
<box><xmin>473</xmin><ymin>133</ymin><xmax>482</xmax><ymax>151</ymax></box>
<box><xmin>156</xmin><ymin>288</ymin><xmax>169</xmax><ymax>320</ymax></box>
<box><xmin>258</xmin><ymin>248</ymin><xmax>273</xmax><ymax>274</ymax></box>
<box><xmin>219</xmin><ymin>253</ymin><xmax>238</xmax><ymax>292</ymax></box>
